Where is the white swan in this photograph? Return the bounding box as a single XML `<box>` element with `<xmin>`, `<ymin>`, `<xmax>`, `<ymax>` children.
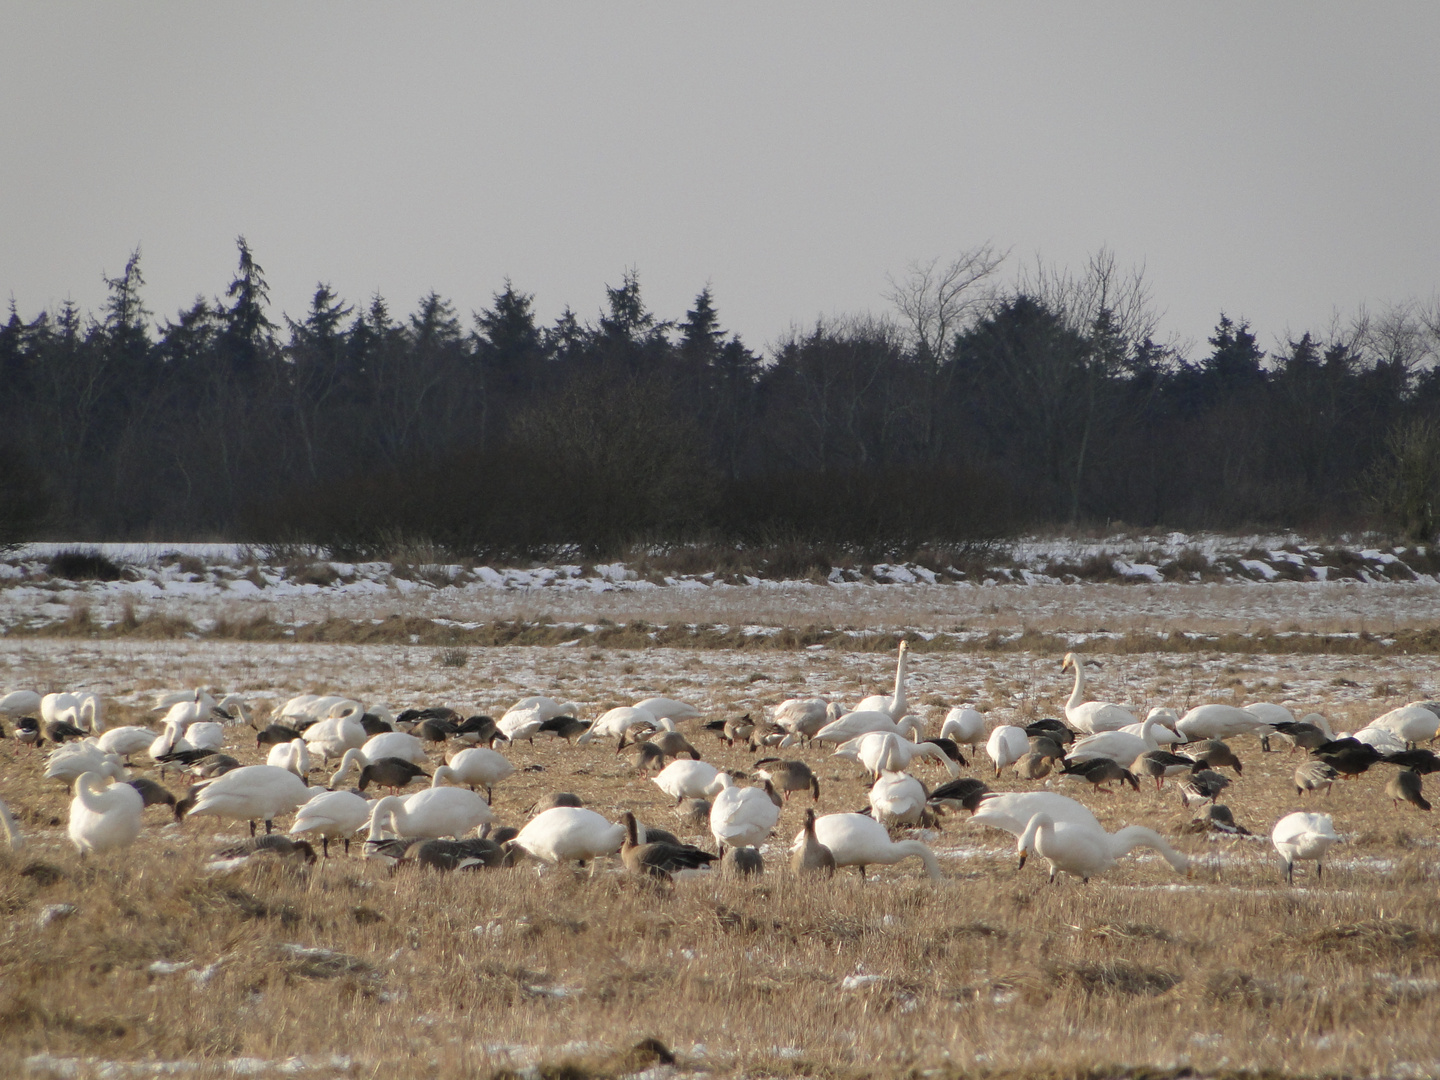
<box><xmin>41</xmin><ymin>692</ymin><xmax>80</xmax><ymax>726</ymax></box>
<box><xmin>1175</xmin><ymin>704</ymin><xmax>1270</xmax><ymax>742</ymax></box>
<box><xmin>97</xmin><ymin>726</ymin><xmax>159</xmax><ymax>761</ymax></box>
<box><xmin>1017</xmin><ymin>812</ymin><xmax>1189</xmax><ymax>883</ymax></box>
<box><xmin>1350</xmin><ymin>725</ymin><xmax>1408</xmax><ymax>754</ymax></box>
<box><xmin>967</xmin><ymin>791</ymin><xmax>1102</xmax><ymax>836</ymax></box>
<box><xmin>183</xmin><ymin>765</ymin><xmax>322</xmax><ymax>834</ymax></box>
<box><xmin>810</xmin><ymin>813</ymin><xmax>940</xmax><ymax>879</ymax></box>
<box><xmin>1118</xmin><ymin>707</ymin><xmax>1185</xmax><ymax>745</ymax></box>
<box><xmin>985</xmin><ymin>725</ymin><xmax>1030</xmax><ymax>776</ymax></box>
<box><xmin>266</xmin><ymin>738</ymin><xmax>312</xmax><ymax>780</ymax></box>
<box><xmin>837</xmin><ymin>731</ymin><xmax>958</xmax><ymax>778</ymax></box>
<box><xmin>302</xmin><ymin>704</ymin><xmax>367</xmax><ymax>762</ymax></box>
<box><xmin>364</xmin><ymin>788</ymin><xmax>492</xmax><ymax>842</ymax></box>
<box><xmin>1060</xmin><ymin>653</ymin><xmax>1137</xmax><ymax>733</ymax></box>
<box><xmin>709</xmin><ymin>773</ymin><xmax>780</xmax><ymax>850</ymax></box>
<box><xmin>185</xmin><ymin>722</ymin><xmax>225</xmax><ymax>751</ymax></box>
<box><xmin>868</xmin><ymin>771</ymin><xmax>928</xmax><ymax>827</ymax></box>
<box><xmin>1068</xmin><ymin>710</ymin><xmax>1179</xmax><ymax>765</ymax></box>
<box><xmin>289</xmin><ymin>789</ymin><xmax>372</xmax><ymax>856</ymax></box>
<box><xmin>1272</xmin><ymin>811</ymin><xmax>1340</xmax><ymax>884</ymax></box>
<box><xmin>44</xmin><ymin>741</ymin><xmax>126</xmax><ymax>785</ymax></box>
<box><xmin>156</xmin><ymin>690</ymin><xmax>209</xmax><ymax>733</ymax></box>
<box><xmin>633</xmin><ymin>696</ymin><xmax>702</xmax><ymax>722</ymax></box>
<box><xmin>68</xmin><ymin>771</ymin><xmax>144</xmax><ymax>855</ymax></box>
<box><xmin>437</xmin><ymin>747</ymin><xmax>514</xmax><ymax>802</ymax></box>
<box><xmin>854</xmin><ymin>641</ymin><xmax>910</xmax><ymax>719</ymax></box>
<box><xmin>0</xmin><ymin>689</ymin><xmax>42</xmax><ymax>716</ymax></box>
<box><xmin>510</xmin><ymin>807</ymin><xmax>625</xmax><ymax>867</ymax></box>
<box><xmin>772</xmin><ymin>699</ymin><xmax>841</xmax><ymax>742</ymax></box>
<box><xmin>360</xmin><ymin>730</ymin><xmax>428</xmax><ymax>766</ymax></box>
<box><xmin>148</xmin><ymin>721</ymin><xmax>192</xmax><ymax>761</ymax></box>
<box><xmin>576</xmin><ymin>706</ymin><xmax>657</xmax><ymax>745</ymax></box>
<box><xmin>498</xmin><ymin>696</ymin><xmax>577</xmax><ymax>742</ymax></box>
<box><xmin>152</xmin><ymin>688</ymin><xmax>216</xmax><ymax>714</ymax></box>
<box><xmin>71</xmin><ymin>692</ymin><xmax>106</xmax><ymax>733</ymax></box>
<box><xmin>940</xmin><ymin>707</ymin><xmax>986</xmax><ymax>751</ymax></box>
<box><xmin>653</xmin><ymin>759</ymin><xmax>723</xmax><ymax>805</ymax></box>
<box><xmin>814</xmin><ymin>710</ymin><xmax>923</xmax><ymax>745</ymax></box>
<box><xmin>1367</xmin><ymin>703</ymin><xmax>1440</xmax><ymax>748</ymax></box>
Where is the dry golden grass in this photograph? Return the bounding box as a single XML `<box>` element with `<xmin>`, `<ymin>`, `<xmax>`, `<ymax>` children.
<box><xmin>2</xmin><ymin>642</ymin><xmax>1440</xmax><ymax>1079</ymax></box>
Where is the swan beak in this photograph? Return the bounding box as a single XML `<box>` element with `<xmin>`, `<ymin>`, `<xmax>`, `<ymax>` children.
<box><xmin>1017</xmin><ymin>850</ymin><xmax>1027</xmax><ymax>870</ymax></box>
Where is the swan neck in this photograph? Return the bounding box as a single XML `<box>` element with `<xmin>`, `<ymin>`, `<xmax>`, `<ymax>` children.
<box><xmin>893</xmin><ymin>839</ymin><xmax>941</xmax><ymax>878</ymax></box>
<box><xmin>1068</xmin><ymin>660</ymin><xmax>1086</xmax><ymax>709</ymax></box>
<box><xmin>432</xmin><ymin>766</ymin><xmax>454</xmax><ymax>788</ymax></box>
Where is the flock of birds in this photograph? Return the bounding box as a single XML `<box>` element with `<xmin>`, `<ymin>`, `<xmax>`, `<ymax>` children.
<box><xmin>1</xmin><ymin>645</ymin><xmax>1438</xmax><ymax>887</ymax></box>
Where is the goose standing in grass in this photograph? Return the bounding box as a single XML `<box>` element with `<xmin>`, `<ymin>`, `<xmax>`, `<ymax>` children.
<box><xmin>868</xmin><ymin>771</ymin><xmax>929</xmax><ymax>828</ymax></box>
<box><xmin>985</xmin><ymin>725</ymin><xmax>1030</xmax><ymax>776</ymax></box>
<box><xmin>1272</xmin><ymin>713</ymin><xmax>1335</xmax><ymax>753</ymax></box>
<box><xmin>437</xmin><ymin>747</ymin><xmax>514</xmax><ymax>803</ymax></box>
<box><xmin>509</xmin><ymin>806</ymin><xmax>625</xmax><ymax>868</ymax></box>
<box><xmin>365</xmin><ymin>785</ymin><xmax>492</xmax><ymax>843</ymax></box>
<box><xmin>206</xmin><ymin>835</ymin><xmax>317</xmax><ymax>872</ymax></box>
<box><xmin>1016</xmin><ymin>812</ymin><xmax>1189</xmax><ymax>884</ymax></box>
<box><xmin>708</xmin><ymin>773</ymin><xmax>781</xmax><ymax>851</ymax></box>
<box><xmin>1177</xmin><ymin>764</ymin><xmax>1231</xmax><ymax>807</ymax></box>
<box><xmin>68</xmin><ymin>771</ymin><xmax>145</xmax><ymax>855</ymax></box>
<box><xmin>329</xmin><ymin>747</ymin><xmax>429</xmax><ymax>791</ymax></box>
<box><xmin>1190</xmin><ymin>739</ymin><xmax>1243</xmax><ymax>775</ymax></box>
<box><xmin>812</xmin><ymin>813</ymin><xmax>940</xmax><ymax>880</ymax></box>
<box><xmin>182</xmin><ymin>764</ymin><xmax>323</xmax><ymax>835</ymax></box>
<box><xmin>619</xmin><ymin>812</ymin><xmax>717</xmax><ymax>879</ymax></box>
<box><xmin>536</xmin><ymin>715</ymin><xmax>590</xmax><ymax>743</ymax></box>
<box><xmin>1272</xmin><ymin>811</ymin><xmax>1340</xmax><ymax>884</ymax></box>
<box><xmin>752</xmin><ymin>758</ymin><xmax>821</xmax><ymax>801</ymax></box>
<box><xmin>653</xmin><ymin>759</ymin><xmax>724</xmax><ymax>805</ymax></box>
<box><xmin>790</xmin><ymin>808</ymin><xmax>836</xmax><ymax>877</ymax></box>
<box><xmin>854</xmin><ymin>641</ymin><xmax>910</xmax><ymax>719</ymax></box>
<box><xmin>1136</xmin><ymin>750</ymin><xmax>1196</xmax><ymax>790</ymax></box>
<box><xmin>1386</xmin><ymin>770</ymin><xmax>1431</xmax><ymax>811</ymax></box>
<box><xmin>1060</xmin><ymin>653</ymin><xmax>1137</xmax><ymax>734</ymax></box>
<box><xmin>721</xmin><ymin>846</ymin><xmax>764</xmax><ymax>877</ymax></box>
<box><xmin>1244</xmin><ymin>702</ymin><xmax>1296</xmax><ymax>751</ymax></box>
<box><xmin>940</xmin><ymin>707</ymin><xmax>986</xmax><ymax>753</ymax></box>
<box><xmin>289</xmin><ymin>789</ymin><xmax>373</xmax><ymax>856</ymax></box>
<box><xmin>14</xmin><ymin>716</ymin><xmax>41</xmax><ymax>751</ymax></box>
<box><xmin>127</xmin><ymin>777</ymin><xmax>179</xmax><ymax>817</ymax></box>
<box><xmin>1062</xmin><ymin>754</ymin><xmax>1139</xmax><ymax>793</ymax></box>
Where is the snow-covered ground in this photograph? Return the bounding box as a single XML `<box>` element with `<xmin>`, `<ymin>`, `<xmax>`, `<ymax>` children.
<box><xmin>3</xmin><ymin>534</ymin><xmax>1437</xmax><ymax>636</ymax></box>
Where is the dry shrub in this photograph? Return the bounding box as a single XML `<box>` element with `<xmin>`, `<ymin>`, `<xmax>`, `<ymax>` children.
<box><xmin>45</xmin><ymin>549</ymin><xmax>124</xmax><ymax>582</ymax></box>
<box><xmin>1041</xmin><ymin>959</ymin><xmax>1183</xmax><ymax>997</ymax></box>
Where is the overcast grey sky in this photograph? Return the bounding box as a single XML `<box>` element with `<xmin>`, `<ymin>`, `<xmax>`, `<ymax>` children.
<box><xmin>3</xmin><ymin>5</ymin><xmax>1437</xmax><ymax>356</ymax></box>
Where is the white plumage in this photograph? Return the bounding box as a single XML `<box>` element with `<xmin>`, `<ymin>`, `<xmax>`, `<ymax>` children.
<box><xmin>68</xmin><ymin>771</ymin><xmax>144</xmax><ymax>855</ymax></box>
<box><xmin>708</xmin><ymin>773</ymin><xmax>780</xmax><ymax>850</ymax></box>
<box><xmin>810</xmin><ymin>813</ymin><xmax>940</xmax><ymax>879</ymax></box>
<box><xmin>510</xmin><ymin>807</ymin><xmax>624</xmax><ymax>866</ymax></box>
<box><xmin>1272</xmin><ymin>811</ymin><xmax>1340</xmax><ymax>884</ymax></box>
<box><xmin>985</xmin><ymin>725</ymin><xmax>1030</xmax><ymax>776</ymax></box>
<box><xmin>1016</xmin><ymin>812</ymin><xmax>1190</xmax><ymax>883</ymax></box>
<box><xmin>1060</xmin><ymin>653</ymin><xmax>1137</xmax><ymax>733</ymax></box>
<box><xmin>364</xmin><ymin>788</ymin><xmax>492</xmax><ymax>842</ymax></box>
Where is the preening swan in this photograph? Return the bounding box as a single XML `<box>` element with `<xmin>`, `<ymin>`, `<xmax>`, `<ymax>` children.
<box><xmin>811</xmin><ymin>813</ymin><xmax>940</xmax><ymax>879</ymax></box>
<box><xmin>302</xmin><ymin>704</ymin><xmax>367</xmax><ymax>762</ymax></box>
<box><xmin>265</xmin><ymin>738</ymin><xmax>311</xmax><ymax>780</ymax></box>
<box><xmin>68</xmin><ymin>771</ymin><xmax>145</xmax><ymax>855</ymax></box>
<box><xmin>853</xmin><ymin>641</ymin><xmax>910</xmax><ymax>719</ymax></box>
<box><xmin>709</xmin><ymin>773</ymin><xmax>781</xmax><ymax>850</ymax></box>
<box><xmin>1060</xmin><ymin>653</ymin><xmax>1137</xmax><ymax>733</ymax></box>
<box><xmin>289</xmin><ymin>789</ymin><xmax>372</xmax><ymax>856</ymax></box>
<box><xmin>1272</xmin><ymin>811</ymin><xmax>1339</xmax><ymax>884</ymax></box>
<box><xmin>510</xmin><ymin>806</ymin><xmax>625</xmax><ymax>867</ymax></box>
<box><xmin>1016</xmin><ymin>812</ymin><xmax>1189</xmax><ymax>883</ymax></box>
<box><xmin>868</xmin><ymin>771</ymin><xmax>929</xmax><ymax>827</ymax></box>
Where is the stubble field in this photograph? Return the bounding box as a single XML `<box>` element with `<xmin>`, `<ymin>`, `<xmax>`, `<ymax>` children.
<box><xmin>2</xmin><ymin>580</ymin><xmax>1439</xmax><ymax>1080</ymax></box>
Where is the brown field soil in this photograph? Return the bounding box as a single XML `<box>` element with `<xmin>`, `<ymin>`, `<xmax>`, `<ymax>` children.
<box><xmin>1</xmin><ymin>639</ymin><xmax>1439</xmax><ymax>1079</ymax></box>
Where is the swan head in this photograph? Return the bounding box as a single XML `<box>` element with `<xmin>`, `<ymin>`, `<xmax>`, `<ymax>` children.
<box><xmin>1061</xmin><ymin>653</ymin><xmax>1075</xmax><ymax>672</ymax></box>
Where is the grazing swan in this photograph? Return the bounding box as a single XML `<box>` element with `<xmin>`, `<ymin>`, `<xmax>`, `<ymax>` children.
<box><xmin>1350</xmin><ymin>726</ymin><xmax>1408</xmax><ymax>755</ymax></box>
<box><xmin>0</xmin><ymin>798</ymin><xmax>23</xmax><ymax>849</ymax></box>
<box><xmin>1367</xmin><ymin>704</ymin><xmax>1440</xmax><ymax>749</ymax></box>
<box><xmin>365</xmin><ymin>787</ymin><xmax>492</xmax><ymax>843</ymax></box>
<box><xmin>1016</xmin><ymin>812</ymin><xmax>1189</xmax><ymax>883</ymax></box>
<box><xmin>869</xmin><ymin>771</ymin><xmax>929</xmax><ymax>827</ymax></box>
<box><xmin>1060</xmin><ymin>653</ymin><xmax>1137</xmax><ymax>733</ymax></box>
<box><xmin>436</xmin><ymin>747</ymin><xmax>514</xmax><ymax>802</ymax></box>
<box><xmin>940</xmin><ymin>707</ymin><xmax>986</xmax><ymax>751</ymax></box>
<box><xmin>1272</xmin><ymin>811</ymin><xmax>1340</xmax><ymax>884</ymax></box>
<box><xmin>836</xmin><ymin>731</ymin><xmax>958</xmax><ymax>779</ymax></box>
<box><xmin>854</xmin><ymin>641</ymin><xmax>910</xmax><ymax>719</ymax></box>
<box><xmin>44</xmin><ymin>741</ymin><xmax>127</xmax><ymax>785</ymax></box>
<box><xmin>968</xmin><ymin>791</ymin><xmax>1102</xmax><ymax>836</ymax></box>
<box><xmin>289</xmin><ymin>789</ymin><xmax>372</xmax><ymax>856</ymax></box>
<box><xmin>97</xmin><ymin>726</ymin><xmax>160</xmax><ymax>762</ymax></box>
<box><xmin>633</xmin><ymin>696</ymin><xmax>702</xmax><ymax>723</ymax></box>
<box><xmin>985</xmin><ymin>725</ymin><xmax>1030</xmax><ymax>776</ymax></box>
<box><xmin>41</xmin><ymin>692</ymin><xmax>81</xmax><ymax>726</ymax></box>
<box><xmin>709</xmin><ymin>773</ymin><xmax>781</xmax><ymax>850</ymax></box>
<box><xmin>0</xmin><ymin>689</ymin><xmax>42</xmax><ymax>717</ymax></box>
<box><xmin>68</xmin><ymin>771</ymin><xmax>145</xmax><ymax>855</ymax></box>
<box><xmin>812</xmin><ymin>813</ymin><xmax>940</xmax><ymax>879</ymax></box>
<box><xmin>653</xmin><ymin>759</ymin><xmax>724</xmax><ymax>805</ymax></box>
<box><xmin>510</xmin><ymin>806</ymin><xmax>625</xmax><ymax>867</ymax></box>
<box><xmin>815</xmin><ymin>711</ymin><xmax>923</xmax><ymax>745</ymax></box>
<box><xmin>265</xmin><ymin>739</ymin><xmax>311</xmax><ymax>780</ymax></box>
<box><xmin>359</xmin><ymin>730</ymin><xmax>428</xmax><ymax>766</ymax></box>
<box><xmin>1068</xmin><ymin>710</ymin><xmax>1180</xmax><ymax>765</ymax></box>
<box><xmin>576</xmin><ymin>706</ymin><xmax>657</xmax><ymax>745</ymax></box>
<box><xmin>302</xmin><ymin>704</ymin><xmax>367</xmax><ymax>762</ymax></box>
<box><xmin>1175</xmin><ymin>704</ymin><xmax>1269</xmax><ymax>743</ymax></box>
<box><xmin>183</xmin><ymin>765</ymin><xmax>322</xmax><ymax>835</ymax></box>
<box><xmin>498</xmin><ymin>696</ymin><xmax>577</xmax><ymax>742</ymax></box>
<box><xmin>772</xmin><ymin>699</ymin><xmax>842</xmax><ymax>743</ymax></box>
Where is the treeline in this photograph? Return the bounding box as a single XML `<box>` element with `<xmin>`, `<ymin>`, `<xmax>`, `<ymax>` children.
<box><xmin>2</xmin><ymin>240</ymin><xmax>1439</xmax><ymax>554</ymax></box>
